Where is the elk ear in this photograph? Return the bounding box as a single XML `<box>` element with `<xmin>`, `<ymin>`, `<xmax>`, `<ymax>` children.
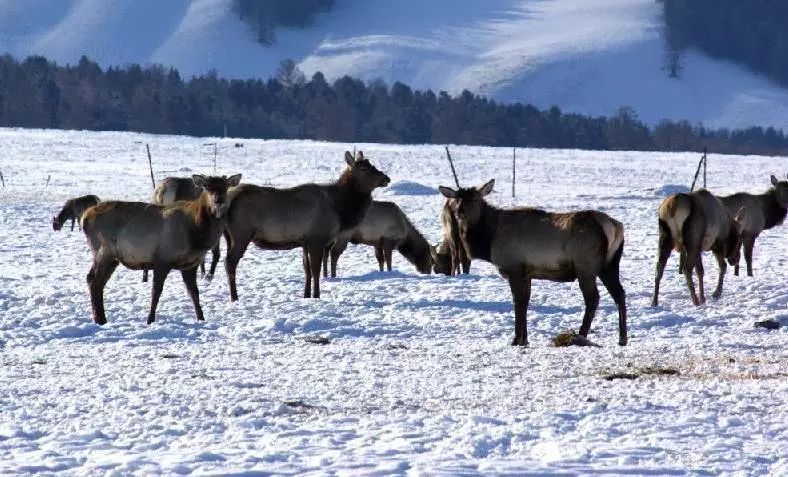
<box><xmin>226</xmin><ymin>173</ymin><xmax>242</xmax><ymax>187</ymax></box>
<box><xmin>356</xmin><ymin>151</ymin><xmax>364</xmax><ymax>161</ymax></box>
<box><xmin>345</xmin><ymin>151</ymin><xmax>354</xmax><ymax>166</ymax></box>
<box><xmin>771</xmin><ymin>175</ymin><xmax>779</xmax><ymax>186</ymax></box>
<box><xmin>479</xmin><ymin>179</ymin><xmax>495</xmax><ymax>197</ymax></box>
<box><xmin>192</xmin><ymin>175</ymin><xmax>207</xmax><ymax>188</ymax></box>
<box><xmin>439</xmin><ymin>186</ymin><xmax>458</xmax><ymax>198</ymax></box>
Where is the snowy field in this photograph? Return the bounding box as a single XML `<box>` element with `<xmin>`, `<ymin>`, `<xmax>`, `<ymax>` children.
<box><xmin>0</xmin><ymin>127</ymin><xmax>787</xmax><ymax>475</ymax></box>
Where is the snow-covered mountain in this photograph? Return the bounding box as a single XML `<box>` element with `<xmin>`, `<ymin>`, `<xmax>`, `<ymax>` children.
<box><xmin>2</xmin><ymin>0</ymin><xmax>788</xmax><ymax>130</ymax></box>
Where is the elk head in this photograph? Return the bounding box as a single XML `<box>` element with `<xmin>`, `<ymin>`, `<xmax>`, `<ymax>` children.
<box><xmin>192</xmin><ymin>173</ymin><xmax>242</xmax><ymax>218</ymax></box>
<box><xmin>726</xmin><ymin>206</ymin><xmax>747</xmax><ymax>266</ymax></box>
<box><xmin>52</xmin><ymin>215</ymin><xmax>63</xmax><ymax>231</ymax></box>
<box><xmin>771</xmin><ymin>174</ymin><xmax>788</xmax><ymax>208</ymax></box>
<box><xmin>431</xmin><ymin>245</ymin><xmax>452</xmax><ymax>275</ymax></box>
<box><xmin>343</xmin><ymin>151</ymin><xmax>390</xmax><ymax>193</ymax></box>
<box><xmin>438</xmin><ymin>179</ymin><xmax>495</xmax><ymax>226</ymax></box>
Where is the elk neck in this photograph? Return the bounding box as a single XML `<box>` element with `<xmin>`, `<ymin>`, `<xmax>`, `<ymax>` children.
<box><xmin>761</xmin><ymin>188</ymin><xmax>788</xmax><ymax>229</ymax></box>
<box><xmin>188</xmin><ymin>192</ymin><xmax>227</xmax><ymax>251</ymax></box>
<box><xmin>333</xmin><ymin>170</ymin><xmax>374</xmax><ymax>230</ymax></box>
<box><xmin>460</xmin><ymin>201</ymin><xmax>500</xmax><ymax>262</ymax></box>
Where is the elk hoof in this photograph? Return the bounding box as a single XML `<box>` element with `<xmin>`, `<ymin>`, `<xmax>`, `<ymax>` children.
<box><xmin>511</xmin><ymin>337</ymin><xmax>528</xmax><ymax>347</ymax></box>
<box><xmin>619</xmin><ymin>337</ymin><xmax>628</xmax><ymax>346</ymax></box>
<box><xmin>711</xmin><ymin>291</ymin><xmax>722</xmax><ymax>300</ymax></box>
<box><xmin>94</xmin><ymin>318</ymin><xmax>107</xmax><ymax>326</ymax></box>
<box><xmin>204</xmin><ymin>274</ymin><xmax>213</xmax><ymax>282</ymax></box>
<box><xmin>147</xmin><ymin>316</ymin><xmax>156</xmax><ymax>325</ymax></box>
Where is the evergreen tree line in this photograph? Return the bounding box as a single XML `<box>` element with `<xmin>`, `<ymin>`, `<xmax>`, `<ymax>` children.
<box><xmin>233</xmin><ymin>0</ymin><xmax>335</xmax><ymax>44</ymax></box>
<box><xmin>1</xmin><ymin>54</ymin><xmax>788</xmax><ymax>155</ymax></box>
<box><xmin>660</xmin><ymin>0</ymin><xmax>788</xmax><ymax>87</ymax></box>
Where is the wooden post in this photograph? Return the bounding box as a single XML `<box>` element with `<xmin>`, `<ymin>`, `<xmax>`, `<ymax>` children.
<box><xmin>444</xmin><ymin>146</ymin><xmax>460</xmax><ymax>188</ymax></box>
<box><xmin>213</xmin><ymin>143</ymin><xmax>218</xmax><ymax>173</ymax></box>
<box><xmin>690</xmin><ymin>146</ymin><xmax>707</xmax><ymax>191</ymax></box>
<box><xmin>512</xmin><ymin>148</ymin><xmax>516</xmax><ymax>198</ymax></box>
<box><xmin>0</xmin><ymin>170</ymin><xmax>4</xmax><ymax>188</ymax></box>
<box><xmin>702</xmin><ymin>146</ymin><xmax>707</xmax><ymax>189</ymax></box>
<box><xmin>146</xmin><ymin>143</ymin><xmax>156</xmax><ymax>189</ymax></box>
<box><xmin>44</xmin><ymin>175</ymin><xmax>51</xmax><ymax>188</ymax></box>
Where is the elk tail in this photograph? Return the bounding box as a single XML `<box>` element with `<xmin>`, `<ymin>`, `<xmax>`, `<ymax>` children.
<box><xmin>658</xmin><ymin>194</ymin><xmax>691</xmax><ymax>247</ymax></box>
<box><xmin>596</xmin><ymin>215</ymin><xmax>625</xmax><ymax>263</ymax></box>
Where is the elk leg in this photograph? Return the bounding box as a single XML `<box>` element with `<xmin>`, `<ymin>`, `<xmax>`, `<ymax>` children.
<box><xmin>695</xmin><ymin>255</ymin><xmax>706</xmax><ymax>304</ymax></box>
<box><xmin>302</xmin><ymin>247</ymin><xmax>312</xmax><ymax>298</ymax></box>
<box><xmin>142</xmin><ymin>269</ymin><xmax>149</xmax><ymax>283</ymax></box>
<box><xmin>506</xmin><ymin>270</ymin><xmax>530</xmax><ymax>346</ymax></box>
<box><xmin>308</xmin><ymin>245</ymin><xmax>324</xmax><ymax>299</ymax></box>
<box><xmin>87</xmin><ymin>257</ymin><xmax>118</xmax><ymax>325</ymax></box>
<box><xmin>460</xmin><ymin>248</ymin><xmax>471</xmax><ymax>274</ymax></box>
<box><xmin>199</xmin><ymin>260</ymin><xmax>206</xmax><ymax>278</ymax></box>
<box><xmin>599</xmin><ymin>257</ymin><xmax>627</xmax><ymax>347</ymax></box>
<box><xmin>147</xmin><ymin>267</ymin><xmax>170</xmax><ymax>324</ymax></box>
<box><xmin>374</xmin><ymin>244</ymin><xmax>384</xmax><ymax>272</ymax></box>
<box><xmin>383</xmin><ymin>241</ymin><xmax>394</xmax><ymax>272</ymax></box>
<box><xmin>181</xmin><ymin>266</ymin><xmax>204</xmax><ymax>321</ymax></box>
<box><xmin>577</xmin><ymin>275</ymin><xmax>600</xmax><ymax>338</ymax></box>
<box><xmin>711</xmin><ymin>251</ymin><xmax>727</xmax><ymax>300</ymax></box>
<box><xmin>322</xmin><ymin>248</ymin><xmax>329</xmax><ymax>278</ymax></box>
<box><xmin>225</xmin><ymin>233</ymin><xmax>251</xmax><ymax>302</ymax></box>
<box><xmin>682</xmin><ymin>252</ymin><xmax>701</xmax><ymax>306</ymax></box>
<box><xmin>70</xmin><ymin>217</ymin><xmax>75</xmax><ymax>231</ymax></box>
<box><xmin>207</xmin><ymin>243</ymin><xmax>221</xmax><ymax>280</ymax></box>
<box><xmin>330</xmin><ymin>246</ymin><xmax>342</xmax><ymax>278</ymax></box>
<box><xmin>677</xmin><ymin>251</ymin><xmax>685</xmax><ymax>274</ymax></box>
<box><xmin>744</xmin><ymin>235</ymin><xmax>756</xmax><ymax>277</ymax></box>
<box><xmin>651</xmin><ymin>220</ymin><xmax>674</xmax><ymax>307</ymax></box>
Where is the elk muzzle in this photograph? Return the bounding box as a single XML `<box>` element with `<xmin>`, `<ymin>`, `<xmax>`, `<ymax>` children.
<box><xmin>52</xmin><ymin>216</ymin><xmax>62</xmax><ymax>231</ymax></box>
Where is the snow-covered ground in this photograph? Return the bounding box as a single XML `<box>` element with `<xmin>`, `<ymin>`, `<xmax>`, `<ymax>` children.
<box><xmin>3</xmin><ymin>0</ymin><xmax>788</xmax><ymax>130</ymax></box>
<box><xmin>0</xmin><ymin>127</ymin><xmax>787</xmax><ymax>475</ymax></box>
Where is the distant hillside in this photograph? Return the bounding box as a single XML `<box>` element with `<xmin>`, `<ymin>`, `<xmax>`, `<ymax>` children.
<box><xmin>660</xmin><ymin>0</ymin><xmax>788</xmax><ymax>87</ymax></box>
<box><xmin>1</xmin><ymin>0</ymin><xmax>788</xmax><ymax>130</ymax></box>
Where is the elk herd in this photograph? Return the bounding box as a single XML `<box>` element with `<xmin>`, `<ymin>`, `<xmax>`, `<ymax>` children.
<box><xmin>52</xmin><ymin>149</ymin><xmax>788</xmax><ymax>347</ymax></box>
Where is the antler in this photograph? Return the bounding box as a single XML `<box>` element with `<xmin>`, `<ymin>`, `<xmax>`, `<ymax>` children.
<box><xmin>444</xmin><ymin>146</ymin><xmax>460</xmax><ymax>188</ymax></box>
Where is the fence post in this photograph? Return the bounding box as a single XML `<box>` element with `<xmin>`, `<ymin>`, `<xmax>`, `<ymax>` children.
<box><xmin>146</xmin><ymin>143</ymin><xmax>155</xmax><ymax>189</ymax></box>
<box><xmin>512</xmin><ymin>148</ymin><xmax>516</xmax><ymax>198</ymax></box>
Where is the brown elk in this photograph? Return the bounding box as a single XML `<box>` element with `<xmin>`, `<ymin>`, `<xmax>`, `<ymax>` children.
<box><xmin>52</xmin><ymin>195</ymin><xmax>100</xmax><ymax>231</ymax></box>
<box><xmin>321</xmin><ymin>200</ymin><xmax>433</xmax><ymax>277</ymax></box>
<box><xmin>81</xmin><ymin>174</ymin><xmax>241</xmax><ymax>325</ymax></box>
<box><xmin>652</xmin><ymin>189</ymin><xmax>744</xmax><ymax>307</ymax></box>
<box><xmin>439</xmin><ymin>179</ymin><xmax>627</xmax><ymax>347</ymax></box>
<box><xmin>142</xmin><ymin>177</ymin><xmax>222</xmax><ymax>282</ymax></box>
<box><xmin>720</xmin><ymin>174</ymin><xmax>788</xmax><ymax>277</ymax></box>
<box><xmin>433</xmin><ymin>199</ymin><xmax>471</xmax><ymax>275</ymax></box>
<box><xmin>224</xmin><ymin>151</ymin><xmax>390</xmax><ymax>300</ymax></box>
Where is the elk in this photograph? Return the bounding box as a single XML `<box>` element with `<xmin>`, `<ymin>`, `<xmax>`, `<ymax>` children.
<box><xmin>433</xmin><ymin>198</ymin><xmax>471</xmax><ymax>275</ymax></box>
<box><xmin>321</xmin><ymin>200</ymin><xmax>433</xmax><ymax>277</ymax></box>
<box><xmin>652</xmin><ymin>189</ymin><xmax>744</xmax><ymax>307</ymax></box>
<box><xmin>719</xmin><ymin>174</ymin><xmax>788</xmax><ymax>277</ymax></box>
<box><xmin>81</xmin><ymin>174</ymin><xmax>241</xmax><ymax>325</ymax></box>
<box><xmin>439</xmin><ymin>179</ymin><xmax>627</xmax><ymax>347</ymax></box>
<box><xmin>224</xmin><ymin>151</ymin><xmax>390</xmax><ymax>300</ymax></box>
<box><xmin>142</xmin><ymin>177</ymin><xmax>222</xmax><ymax>282</ymax></box>
<box><xmin>52</xmin><ymin>195</ymin><xmax>100</xmax><ymax>231</ymax></box>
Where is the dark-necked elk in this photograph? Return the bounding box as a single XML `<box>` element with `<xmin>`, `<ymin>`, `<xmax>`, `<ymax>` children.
<box><xmin>52</xmin><ymin>195</ymin><xmax>100</xmax><ymax>231</ymax></box>
<box><xmin>321</xmin><ymin>200</ymin><xmax>433</xmax><ymax>277</ymax></box>
<box><xmin>224</xmin><ymin>151</ymin><xmax>390</xmax><ymax>300</ymax></box>
<box><xmin>652</xmin><ymin>189</ymin><xmax>744</xmax><ymax>307</ymax></box>
<box><xmin>142</xmin><ymin>177</ymin><xmax>222</xmax><ymax>282</ymax></box>
<box><xmin>433</xmin><ymin>198</ymin><xmax>471</xmax><ymax>275</ymax></box>
<box><xmin>439</xmin><ymin>180</ymin><xmax>627</xmax><ymax>347</ymax></box>
<box><xmin>81</xmin><ymin>174</ymin><xmax>241</xmax><ymax>325</ymax></box>
<box><xmin>719</xmin><ymin>174</ymin><xmax>788</xmax><ymax>277</ymax></box>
